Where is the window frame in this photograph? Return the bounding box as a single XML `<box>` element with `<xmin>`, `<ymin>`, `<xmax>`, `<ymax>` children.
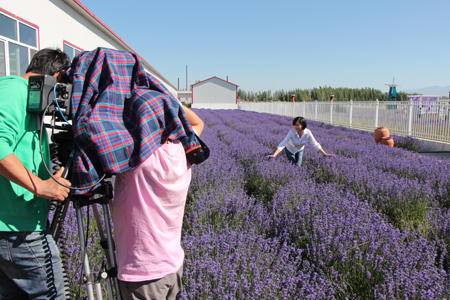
<box><xmin>0</xmin><ymin>39</ymin><xmax>6</xmax><ymax>77</ymax></box>
<box><xmin>0</xmin><ymin>8</ymin><xmax>39</xmax><ymax>77</ymax></box>
<box><xmin>63</xmin><ymin>40</ymin><xmax>83</xmax><ymax>62</ymax></box>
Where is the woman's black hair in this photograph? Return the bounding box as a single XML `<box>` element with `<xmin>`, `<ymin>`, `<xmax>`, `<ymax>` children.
<box><xmin>26</xmin><ymin>48</ymin><xmax>71</xmax><ymax>75</ymax></box>
<box><xmin>292</xmin><ymin>116</ymin><xmax>307</xmax><ymax>129</ymax></box>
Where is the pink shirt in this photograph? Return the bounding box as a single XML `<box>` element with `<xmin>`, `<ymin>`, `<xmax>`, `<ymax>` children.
<box><xmin>112</xmin><ymin>140</ymin><xmax>192</xmax><ymax>282</ymax></box>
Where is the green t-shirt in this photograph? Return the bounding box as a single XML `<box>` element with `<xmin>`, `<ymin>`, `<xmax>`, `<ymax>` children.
<box><xmin>0</xmin><ymin>76</ymin><xmax>51</xmax><ymax>232</ymax></box>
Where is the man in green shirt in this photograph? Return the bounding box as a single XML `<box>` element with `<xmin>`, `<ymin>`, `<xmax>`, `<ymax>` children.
<box><xmin>0</xmin><ymin>48</ymin><xmax>72</xmax><ymax>299</ymax></box>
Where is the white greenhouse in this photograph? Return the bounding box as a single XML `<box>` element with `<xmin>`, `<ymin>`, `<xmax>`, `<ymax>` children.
<box><xmin>191</xmin><ymin>76</ymin><xmax>239</xmax><ymax>109</ymax></box>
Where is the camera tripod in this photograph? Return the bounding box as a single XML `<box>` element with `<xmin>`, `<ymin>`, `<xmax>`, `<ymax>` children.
<box><xmin>50</xmin><ymin>169</ymin><xmax>122</xmax><ymax>300</ymax></box>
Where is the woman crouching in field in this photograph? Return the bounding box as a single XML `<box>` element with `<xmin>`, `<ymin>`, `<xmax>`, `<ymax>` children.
<box><xmin>267</xmin><ymin>116</ymin><xmax>335</xmax><ymax>166</ymax></box>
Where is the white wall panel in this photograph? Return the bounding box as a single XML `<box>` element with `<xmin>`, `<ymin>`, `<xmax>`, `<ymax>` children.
<box><xmin>193</xmin><ymin>78</ymin><xmax>236</xmax><ymax>104</ymax></box>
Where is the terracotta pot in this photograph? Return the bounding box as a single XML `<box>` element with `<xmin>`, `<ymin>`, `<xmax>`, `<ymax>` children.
<box><xmin>374</xmin><ymin>126</ymin><xmax>390</xmax><ymax>143</ymax></box>
<box><xmin>380</xmin><ymin>137</ymin><xmax>394</xmax><ymax>147</ymax></box>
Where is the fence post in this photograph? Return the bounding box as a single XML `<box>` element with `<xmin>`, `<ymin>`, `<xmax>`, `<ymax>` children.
<box><xmin>330</xmin><ymin>101</ymin><xmax>334</xmax><ymax>124</ymax></box>
<box><xmin>292</xmin><ymin>102</ymin><xmax>295</xmax><ymax>117</ymax></box>
<box><xmin>314</xmin><ymin>101</ymin><xmax>318</xmax><ymax>121</ymax></box>
<box><xmin>349</xmin><ymin>100</ymin><xmax>353</xmax><ymax>128</ymax></box>
<box><xmin>303</xmin><ymin>102</ymin><xmax>306</xmax><ymax>118</ymax></box>
<box><xmin>407</xmin><ymin>100</ymin><xmax>413</xmax><ymax>136</ymax></box>
<box><xmin>374</xmin><ymin>99</ymin><xmax>379</xmax><ymax>128</ymax></box>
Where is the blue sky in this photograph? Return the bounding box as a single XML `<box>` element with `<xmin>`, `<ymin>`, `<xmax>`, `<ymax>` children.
<box><xmin>80</xmin><ymin>0</ymin><xmax>449</xmax><ymax>94</ymax></box>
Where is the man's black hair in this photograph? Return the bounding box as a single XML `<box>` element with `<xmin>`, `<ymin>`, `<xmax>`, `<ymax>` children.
<box><xmin>26</xmin><ymin>48</ymin><xmax>71</xmax><ymax>75</ymax></box>
<box><xmin>292</xmin><ymin>116</ymin><xmax>307</xmax><ymax>129</ymax></box>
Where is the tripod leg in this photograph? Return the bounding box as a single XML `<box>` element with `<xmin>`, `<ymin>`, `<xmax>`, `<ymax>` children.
<box><xmin>91</xmin><ymin>203</ymin><xmax>122</xmax><ymax>300</ymax></box>
<box><xmin>51</xmin><ymin>198</ymin><xmax>70</xmax><ymax>243</ymax></box>
<box><xmin>102</xmin><ymin>202</ymin><xmax>123</xmax><ymax>300</ymax></box>
<box><xmin>94</xmin><ymin>279</ymin><xmax>102</xmax><ymax>299</ymax></box>
<box><xmin>106</xmin><ymin>279</ymin><xmax>114</xmax><ymax>300</ymax></box>
<box><xmin>92</xmin><ymin>205</ymin><xmax>111</xmax><ymax>267</ymax></box>
<box><xmin>75</xmin><ymin>204</ymin><xmax>95</xmax><ymax>300</ymax></box>
<box><xmin>91</xmin><ymin>205</ymin><xmax>111</xmax><ymax>300</ymax></box>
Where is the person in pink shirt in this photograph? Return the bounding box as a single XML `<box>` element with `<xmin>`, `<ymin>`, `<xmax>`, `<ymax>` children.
<box><xmin>112</xmin><ymin>105</ymin><xmax>204</xmax><ymax>300</ymax></box>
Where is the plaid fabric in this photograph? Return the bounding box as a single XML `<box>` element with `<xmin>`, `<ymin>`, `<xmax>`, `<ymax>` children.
<box><xmin>68</xmin><ymin>48</ymin><xmax>205</xmax><ymax>194</ymax></box>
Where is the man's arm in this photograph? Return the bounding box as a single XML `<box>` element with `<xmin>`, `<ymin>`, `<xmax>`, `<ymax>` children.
<box><xmin>0</xmin><ymin>154</ymin><xmax>71</xmax><ymax>201</ymax></box>
<box><xmin>182</xmin><ymin>105</ymin><xmax>204</xmax><ymax>136</ymax></box>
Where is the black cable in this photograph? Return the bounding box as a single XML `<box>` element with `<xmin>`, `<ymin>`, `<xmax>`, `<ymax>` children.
<box><xmin>38</xmin><ymin>102</ymin><xmax>106</xmax><ymax>190</ymax></box>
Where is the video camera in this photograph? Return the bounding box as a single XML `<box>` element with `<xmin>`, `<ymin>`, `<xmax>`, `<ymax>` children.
<box><xmin>26</xmin><ymin>75</ymin><xmax>74</xmax><ymax>176</ymax></box>
<box><xmin>27</xmin><ymin>74</ymin><xmax>72</xmax><ymax>121</ymax></box>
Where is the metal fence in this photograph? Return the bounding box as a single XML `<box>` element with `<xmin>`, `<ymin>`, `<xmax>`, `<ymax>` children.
<box><xmin>239</xmin><ymin>100</ymin><xmax>450</xmax><ymax>143</ymax></box>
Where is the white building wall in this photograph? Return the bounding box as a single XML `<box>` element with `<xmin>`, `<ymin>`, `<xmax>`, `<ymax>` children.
<box><xmin>193</xmin><ymin>78</ymin><xmax>237</xmax><ymax>105</ymax></box>
<box><xmin>0</xmin><ymin>0</ymin><xmax>177</xmax><ymax>96</ymax></box>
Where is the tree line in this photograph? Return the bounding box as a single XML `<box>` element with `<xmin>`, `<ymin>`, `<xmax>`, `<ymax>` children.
<box><xmin>238</xmin><ymin>86</ymin><xmax>409</xmax><ymax>102</ymax></box>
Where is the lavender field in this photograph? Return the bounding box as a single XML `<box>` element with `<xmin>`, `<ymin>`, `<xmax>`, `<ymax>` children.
<box><xmin>60</xmin><ymin>109</ymin><xmax>450</xmax><ymax>299</ymax></box>
<box><xmin>179</xmin><ymin>109</ymin><xmax>450</xmax><ymax>299</ymax></box>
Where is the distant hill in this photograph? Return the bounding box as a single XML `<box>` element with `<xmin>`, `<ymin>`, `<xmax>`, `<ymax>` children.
<box><xmin>400</xmin><ymin>86</ymin><xmax>450</xmax><ymax>97</ymax></box>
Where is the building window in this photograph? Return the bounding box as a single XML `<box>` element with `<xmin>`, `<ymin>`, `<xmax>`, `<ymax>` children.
<box><xmin>9</xmin><ymin>42</ymin><xmax>28</xmax><ymax>76</ymax></box>
<box><xmin>0</xmin><ymin>40</ymin><xmax>6</xmax><ymax>77</ymax></box>
<box><xmin>0</xmin><ymin>11</ymin><xmax>38</xmax><ymax>77</ymax></box>
<box><xmin>0</xmin><ymin>13</ymin><xmax>17</xmax><ymax>40</ymax></box>
<box><xmin>19</xmin><ymin>23</ymin><xmax>37</xmax><ymax>47</ymax></box>
<box><xmin>64</xmin><ymin>42</ymin><xmax>82</xmax><ymax>61</ymax></box>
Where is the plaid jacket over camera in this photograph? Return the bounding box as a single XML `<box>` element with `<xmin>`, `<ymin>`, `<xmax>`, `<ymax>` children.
<box><xmin>68</xmin><ymin>48</ymin><xmax>203</xmax><ymax>194</ymax></box>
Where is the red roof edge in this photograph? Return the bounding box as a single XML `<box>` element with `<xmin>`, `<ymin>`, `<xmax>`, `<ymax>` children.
<box><xmin>191</xmin><ymin>76</ymin><xmax>239</xmax><ymax>88</ymax></box>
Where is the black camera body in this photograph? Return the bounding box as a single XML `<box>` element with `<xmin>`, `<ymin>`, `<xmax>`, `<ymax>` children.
<box><xmin>27</xmin><ymin>75</ymin><xmax>72</xmax><ymax>121</ymax></box>
<box><xmin>26</xmin><ymin>75</ymin><xmax>74</xmax><ymax>179</ymax></box>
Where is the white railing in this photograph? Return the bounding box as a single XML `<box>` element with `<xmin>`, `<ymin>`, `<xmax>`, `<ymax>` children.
<box><xmin>239</xmin><ymin>100</ymin><xmax>450</xmax><ymax>143</ymax></box>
